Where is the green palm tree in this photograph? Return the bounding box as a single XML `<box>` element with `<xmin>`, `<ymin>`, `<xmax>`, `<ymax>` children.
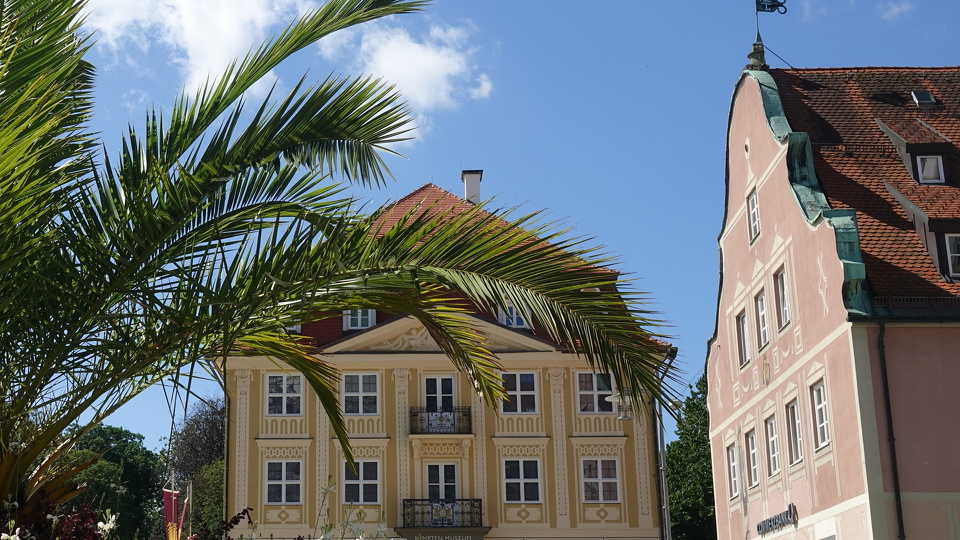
<box><xmin>0</xmin><ymin>0</ymin><xmax>673</xmax><ymax>532</ymax></box>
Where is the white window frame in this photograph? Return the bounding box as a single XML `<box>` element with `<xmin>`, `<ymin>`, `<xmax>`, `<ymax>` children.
<box><xmin>811</xmin><ymin>380</ymin><xmax>831</xmax><ymax>449</ymax></box>
<box><xmin>774</xmin><ymin>267</ymin><xmax>791</xmax><ymax>328</ymax></box>
<box><xmin>343</xmin><ymin>373</ymin><xmax>379</xmax><ymax>415</ymax></box>
<box><xmin>748</xmin><ymin>189</ymin><xmax>761</xmax><ymax>240</ymax></box>
<box><xmin>755</xmin><ymin>290</ymin><xmax>769</xmax><ymax>348</ymax></box>
<box><xmin>727</xmin><ymin>444</ymin><xmax>739</xmax><ymax>499</ymax></box>
<box><xmin>736</xmin><ymin>311</ymin><xmax>750</xmax><ymax>367</ymax></box>
<box><xmin>577</xmin><ymin>372</ymin><xmax>614</xmax><ymax>414</ymax></box>
<box><xmin>501</xmin><ymin>372</ymin><xmax>538</xmax><ymax>414</ymax></box>
<box><xmin>266</xmin><ymin>374</ymin><xmax>302</xmax><ymax>416</ymax></box>
<box><xmin>946</xmin><ymin>234</ymin><xmax>960</xmax><ymax>278</ymax></box>
<box><xmin>746</xmin><ymin>430</ymin><xmax>759</xmax><ymax>488</ymax></box>
<box><xmin>765</xmin><ymin>415</ymin><xmax>780</xmax><ymax>476</ymax></box>
<box><xmin>786</xmin><ymin>400</ymin><xmax>803</xmax><ymax>465</ymax></box>
<box><xmin>498</xmin><ymin>299</ymin><xmax>530</xmax><ymax>329</ymax></box>
<box><xmin>343</xmin><ymin>308</ymin><xmax>375</xmax><ymax>330</ymax></box>
<box><xmin>503</xmin><ymin>458</ymin><xmax>541</xmax><ymax>503</ymax></box>
<box><xmin>343</xmin><ymin>460</ymin><xmax>380</xmax><ymax>505</ymax></box>
<box><xmin>916</xmin><ymin>155</ymin><xmax>945</xmax><ymax>184</ymax></box>
<box><xmin>265</xmin><ymin>460</ymin><xmax>302</xmax><ymax>505</ymax></box>
<box><xmin>581</xmin><ymin>458</ymin><xmax>620</xmax><ymax>503</ymax></box>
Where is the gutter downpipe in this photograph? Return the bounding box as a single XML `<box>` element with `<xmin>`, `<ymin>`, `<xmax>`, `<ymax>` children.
<box><xmin>878</xmin><ymin>320</ymin><xmax>906</xmax><ymax>540</ymax></box>
<box><xmin>655</xmin><ymin>347</ymin><xmax>678</xmax><ymax>540</ymax></box>
<box><xmin>658</xmin><ymin>399</ymin><xmax>672</xmax><ymax>540</ymax></box>
<box><xmin>652</xmin><ymin>398</ymin><xmax>665</xmax><ymax>540</ymax></box>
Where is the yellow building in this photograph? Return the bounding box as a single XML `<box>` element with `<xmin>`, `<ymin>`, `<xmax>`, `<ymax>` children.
<box><xmin>224</xmin><ymin>181</ymin><xmax>669</xmax><ymax>540</ymax></box>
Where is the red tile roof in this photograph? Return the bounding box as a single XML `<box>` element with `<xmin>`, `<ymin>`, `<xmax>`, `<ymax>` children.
<box><xmin>770</xmin><ymin>67</ymin><xmax>960</xmax><ymax>298</ymax></box>
<box><xmin>375</xmin><ymin>183</ymin><xmax>477</xmax><ymax>229</ymax></box>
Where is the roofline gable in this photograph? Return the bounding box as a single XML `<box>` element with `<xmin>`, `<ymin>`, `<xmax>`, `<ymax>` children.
<box><xmin>708</xmin><ymin>68</ymin><xmax>874</xmax><ymax>370</ymax></box>
<box><xmin>321</xmin><ymin>314</ymin><xmax>558</xmax><ymax>354</ymax></box>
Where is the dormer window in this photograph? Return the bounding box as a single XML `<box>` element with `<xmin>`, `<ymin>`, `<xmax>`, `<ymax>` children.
<box><xmin>917</xmin><ymin>155</ymin><xmax>945</xmax><ymax>184</ymax></box>
<box><xmin>946</xmin><ymin>235</ymin><xmax>960</xmax><ymax>278</ymax></box>
<box><xmin>344</xmin><ymin>309</ymin><xmax>375</xmax><ymax>330</ymax></box>
<box><xmin>498</xmin><ymin>298</ymin><xmax>530</xmax><ymax>329</ymax></box>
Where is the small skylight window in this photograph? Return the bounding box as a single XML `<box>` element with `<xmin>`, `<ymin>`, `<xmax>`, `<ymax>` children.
<box><xmin>911</xmin><ymin>90</ymin><xmax>936</xmax><ymax>108</ymax></box>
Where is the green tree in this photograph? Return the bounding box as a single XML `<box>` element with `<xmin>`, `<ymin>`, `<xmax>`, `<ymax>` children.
<box><xmin>167</xmin><ymin>398</ymin><xmax>226</xmax><ymax>539</ymax></box>
<box><xmin>0</xmin><ymin>0</ymin><xmax>673</xmax><ymax>534</ymax></box>
<box><xmin>188</xmin><ymin>459</ymin><xmax>225</xmax><ymax>540</ymax></box>
<box><xmin>169</xmin><ymin>398</ymin><xmax>225</xmax><ymax>482</ymax></box>
<box><xmin>666</xmin><ymin>374</ymin><xmax>716</xmax><ymax>540</ymax></box>
<box><xmin>68</xmin><ymin>426</ymin><xmax>163</xmax><ymax>539</ymax></box>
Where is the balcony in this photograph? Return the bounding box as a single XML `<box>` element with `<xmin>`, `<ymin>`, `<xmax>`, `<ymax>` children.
<box><xmin>409</xmin><ymin>406</ymin><xmax>472</xmax><ymax>434</ymax></box>
<box><xmin>401</xmin><ymin>499</ymin><xmax>483</xmax><ymax>528</ymax></box>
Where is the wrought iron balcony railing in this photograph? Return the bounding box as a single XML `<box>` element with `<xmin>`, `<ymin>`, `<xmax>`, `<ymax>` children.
<box><xmin>401</xmin><ymin>499</ymin><xmax>483</xmax><ymax>528</ymax></box>
<box><xmin>409</xmin><ymin>406</ymin><xmax>472</xmax><ymax>434</ymax></box>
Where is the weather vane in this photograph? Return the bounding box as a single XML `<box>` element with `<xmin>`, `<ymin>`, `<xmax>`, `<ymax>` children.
<box><xmin>756</xmin><ymin>0</ymin><xmax>787</xmax><ymax>14</ymax></box>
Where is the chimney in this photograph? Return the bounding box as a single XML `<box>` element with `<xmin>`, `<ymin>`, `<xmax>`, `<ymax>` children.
<box><xmin>461</xmin><ymin>169</ymin><xmax>483</xmax><ymax>204</ymax></box>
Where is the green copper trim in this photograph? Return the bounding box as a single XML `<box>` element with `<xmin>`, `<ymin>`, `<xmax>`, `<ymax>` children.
<box><xmin>744</xmin><ymin>70</ymin><xmax>872</xmax><ymax>316</ymax></box>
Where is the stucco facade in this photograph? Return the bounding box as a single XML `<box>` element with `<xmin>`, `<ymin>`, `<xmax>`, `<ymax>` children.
<box><xmin>224</xmin><ymin>184</ymin><xmax>667</xmax><ymax>540</ymax></box>
<box><xmin>708</xmin><ymin>48</ymin><xmax>960</xmax><ymax>540</ymax></box>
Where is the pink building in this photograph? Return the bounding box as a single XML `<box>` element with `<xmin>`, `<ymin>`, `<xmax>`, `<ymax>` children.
<box><xmin>707</xmin><ymin>43</ymin><xmax>960</xmax><ymax>540</ymax></box>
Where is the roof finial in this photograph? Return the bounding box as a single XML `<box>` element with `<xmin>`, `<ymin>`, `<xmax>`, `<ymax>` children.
<box><xmin>745</xmin><ymin>34</ymin><xmax>769</xmax><ymax>71</ymax></box>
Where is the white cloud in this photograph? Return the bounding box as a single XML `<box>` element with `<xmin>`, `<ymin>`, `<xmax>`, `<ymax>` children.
<box><xmin>84</xmin><ymin>0</ymin><xmax>314</xmax><ymax>93</ymax></box>
<box><xmin>318</xmin><ymin>21</ymin><xmax>492</xmax><ymax>140</ymax></box>
<box><xmin>356</xmin><ymin>25</ymin><xmax>466</xmax><ymax>110</ymax></box>
<box><xmin>121</xmin><ymin>89</ymin><xmax>151</xmax><ymax>115</ymax></box>
<box><xmin>470</xmin><ymin>73</ymin><xmax>493</xmax><ymax>99</ymax></box>
<box><xmin>878</xmin><ymin>1</ymin><xmax>914</xmax><ymax>21</ymax></box>
<box><xmin>83</xmin><ymin>1</ymin><xmax>492</xmax><ymax>143</ymax></box>
<box><xmin>317</xmin><ymin>22</ymin><xmax>490</xmax><ymax>110</ymax></box>
<box><xmin>796</xmin><ymin>0</ymin><xmax>829</xmax><ymax>21</ymax></box>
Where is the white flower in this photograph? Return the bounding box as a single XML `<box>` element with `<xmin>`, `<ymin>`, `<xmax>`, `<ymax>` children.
<box><xmin>97</xmin><ymin>513</ymin><xmax>118</xmax><ymax>533</ymax></box>
<box><xmin>2</xmin><ymin>527</ymin><xmax>22</xmax><ymax>540</ymax></box>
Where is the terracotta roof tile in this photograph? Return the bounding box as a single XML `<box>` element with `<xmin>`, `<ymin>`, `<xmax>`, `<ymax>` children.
<box><xmin>770</xmin><ymin>67</ymin><xmax>960</xmax><ymax>298</ymax></box>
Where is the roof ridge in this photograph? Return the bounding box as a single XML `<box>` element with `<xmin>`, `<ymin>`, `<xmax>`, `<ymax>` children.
<box><xmin>772</xmin><ymin>66</ymin><xmax>960</xmax><ymax>72</ymax></box>
<box><xmin>380</xmin><ymin>182</ymin><xmax>466</xmax><ymax>211</ymax></box>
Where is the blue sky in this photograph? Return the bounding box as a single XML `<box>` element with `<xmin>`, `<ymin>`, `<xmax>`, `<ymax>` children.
<box><xmin>84</xmin><ymin>0</ymin><xmax>960</xmax><ymax>449</ymax></box>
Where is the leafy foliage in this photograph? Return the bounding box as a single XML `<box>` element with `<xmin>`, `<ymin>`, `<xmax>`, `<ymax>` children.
<box><xmin>168</xmin><ymin>398</ymin><xmax>226</xmax><ymax>539</ymax></box>
<box><xmin>0</xmin><ymin>0</ymin><xmax>673</xmax><ymax>531</ymax></box>
<box><xmin>666</xmin><ymin>374</ymin><xmax>716</xmax><ymax>540</ymax></box>
<box><xmin>187</xmin><ymin>459</ymin><xmax>225</xmax><ymax>540</ymax></box>
<box><xmin>169</xmin><ymin>398</ymin><xmax>226</xmax><ymax>483</ymax></box>
<box><xmin>68</xmin><ymin>426</ymin><xmax>162</xmax><ymax>539</ymax></box>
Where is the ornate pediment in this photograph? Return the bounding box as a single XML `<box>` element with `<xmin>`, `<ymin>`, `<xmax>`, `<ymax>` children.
<box><xmin>324</xmin><ymin>315</ymin><xmax>555</xmax><ymax>353</ymax></box>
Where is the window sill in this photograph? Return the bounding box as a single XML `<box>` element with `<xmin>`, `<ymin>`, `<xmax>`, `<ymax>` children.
<box><xmin>815</xmin><ymin>441</ymin><xmax>831</xmax><ymax>453</ymax></box>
